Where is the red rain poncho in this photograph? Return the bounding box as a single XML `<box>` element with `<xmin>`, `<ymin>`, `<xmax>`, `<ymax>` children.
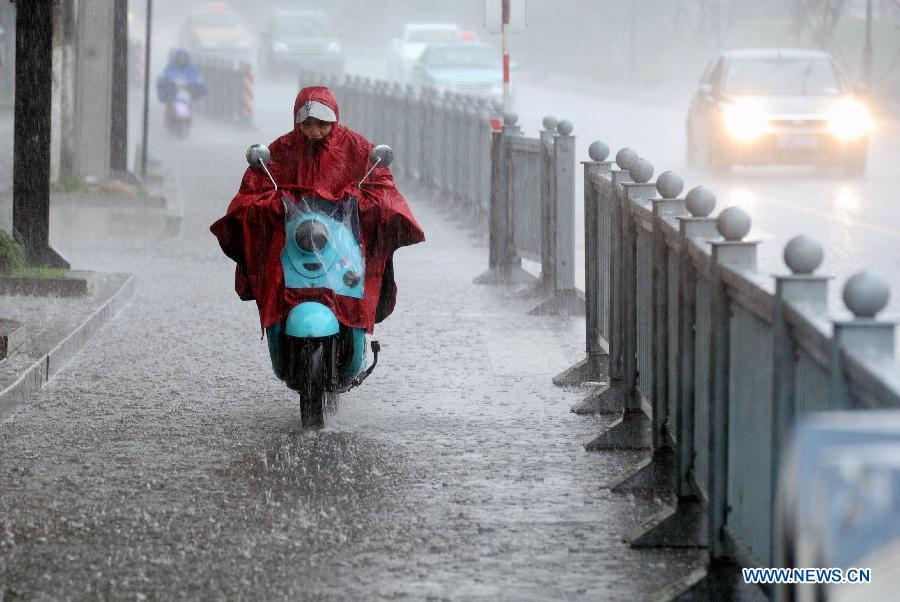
<box><xmin>210</xmin><ymin>86</ymin><xmax>425</xmax><ymax>333</ymax></box>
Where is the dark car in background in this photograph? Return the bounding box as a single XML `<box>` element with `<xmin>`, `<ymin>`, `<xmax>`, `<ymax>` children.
<box><xmin>257</xmin><ymin>10</ymin><xmax>344</xmax><ymax>76</ymax></box>
<box><xmin>686</xmin><ymin>49</ymin><xmax>872</xmax><ymax>175</ymax></box>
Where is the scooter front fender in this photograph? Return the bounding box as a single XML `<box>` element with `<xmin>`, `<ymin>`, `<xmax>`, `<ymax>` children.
<box><xmin>284</xmin><ymin>302</ymin><xmax>340</xmax><ymax>338</ymax></box>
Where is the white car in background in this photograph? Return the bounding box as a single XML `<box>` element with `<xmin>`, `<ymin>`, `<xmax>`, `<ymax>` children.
<box><xmin>387</xmin><ymin>23</ymin><xmax>463</xmax><ymax>82</ymax></box>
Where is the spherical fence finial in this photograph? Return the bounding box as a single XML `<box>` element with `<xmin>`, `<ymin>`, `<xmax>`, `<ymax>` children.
<box><xmin>556</xmin><ymin>119</ymin><xmax>573</xmax><ymax>136</ymax></box>
<box><xmin>843</xmin><ymin>271</ymin><xmax>890</xmax><ymax>318</ymax></box>
<box><xmin>542</xmin><ymin>115</ymin><xmax>558</xmax><ymax>131</ymax></box>
<box><xmin>588</xmin><ymin>141</ymin><xmax>610</xmax><ymax>162</ymax></box>
<box><xmin>615</xmin><ymin>147</ymin><xmax>638</xmax><ymax>171</ymax></box>
<box><xmin>629</xmin><ymin>157</ymin><xmax>654</xmax><ymax>183</ymax></box>
<box><xmin>504</xmin><ymin>112</ymin><xmax>519</xmax><ymax>127</ymax></box>
<box><xmin>783</xmin><ymin>235</ymin><xmax>824</xmax><ymax>275</ymax></box>
<box><xmin>716</xmin><ymin>206</ymin><xmax>752</xmax><ymax>241</ymax></box>
<box><xmin>656</xmin><ymin>171</ymin><xmax>684</xmax><ymax>199</ymax></box>
<box><xmin>686</xmin><ymin>186</ymin><xmax>716</xmax><ymax>217</ymax></box>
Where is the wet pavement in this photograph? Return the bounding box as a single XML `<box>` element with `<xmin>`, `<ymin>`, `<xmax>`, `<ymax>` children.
<box><xmin>0</xmin><ymin>108</ymin><xmax>705</xmax><ymax>598</ymax></box>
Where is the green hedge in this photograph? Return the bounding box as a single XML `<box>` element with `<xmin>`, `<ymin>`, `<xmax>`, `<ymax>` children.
<box><xmin>0</xmin><ymin>229</ymin><xmax>25</xmax><ymax>275</ymax></box>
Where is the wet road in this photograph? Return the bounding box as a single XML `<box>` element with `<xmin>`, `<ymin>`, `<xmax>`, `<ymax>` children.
<box><xmin>0</xmin><ymin>72</ymin><xmax>705</xmax><ymax>599</ymax></box>
<box><xmin>341</xmin><ymin>55</ymin><xmax>900</xmax><ymax>348</ymax></box>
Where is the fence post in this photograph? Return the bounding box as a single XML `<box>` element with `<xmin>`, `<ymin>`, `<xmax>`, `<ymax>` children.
<box><xmin>651</xmin><ymin>172</ymin><xmax>687</xmax><ymax>447</ymax></box>
<box><xmin>627</xmin><ymin>185</ymin><xmax>719</xmax><ymax>549</ymax></box>
<box><xmin>584</xmin><ymin>156</ymin><xmax>656</xmax><ymax>450</ymax></box>
<box><xmin>573</xmin><ymin>148</ymin><xmax>637</xmax><ymax>414</ymax></box>
<box><xmin>709</xmin><ymin>206</ymin><xmax>757</xmax><ymax>559</ymax></box>
<box><xmin>603</xmin><ymin>172</ymin><xmax>693</xmax><ymax>494</ymax></box>
<box><xmin>554</xmin><ymin>140</ymin><xmax>611</xmax><ymax>386</ymax></box>
<box><xmin>770</xmin><ymin>235</ymin><xmax>828</xmax><ymax>565</ymax></box>
<box><xmin>530</xmin><ymin>119</ymin><xmax>585</xmax><ymax>315</ymax></box>
<box><xmin>476</xmin><ymin>99</ymin><xmax>493</xmax><ymax>228</ymax></box>
<box><xmin>830</xmin><ymin>271</ymin><xmax>895</xmax><ymax>409</ymax></box>
<box><xmin>473</xmin><ymin>112</ymin><xmax>533</xmax><ymax>285</ymax></box>
<box><xmin>537</xmin><ymin>115</ymin><xmax>558</xmax><ymax>293</ymax></box>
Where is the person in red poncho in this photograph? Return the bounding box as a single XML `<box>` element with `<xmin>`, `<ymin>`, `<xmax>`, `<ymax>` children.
<box><xmin>210</xmin><ymin>86</ymin><xmax>425</xmax><ymax>336</ymax></box>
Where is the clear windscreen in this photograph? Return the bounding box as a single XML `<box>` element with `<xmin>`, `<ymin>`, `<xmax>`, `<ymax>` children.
<box><xmin>280</xmin><ymin>194</ymin><xmax>365</xmax><ymax>300</ymax></box>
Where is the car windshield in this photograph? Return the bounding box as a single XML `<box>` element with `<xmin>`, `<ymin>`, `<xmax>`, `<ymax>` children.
<box><xmin>191</xmin><ymin>13</ymin><xmax>243</xmax><ymax>28</ymax></box>
<box><xmin>272</xmin><ymin>15</ymin><xmax>333</xmax><ymax>37</ymax></box>
<box><xmin>723</xmin><ymin>57</ymin><xmax>845</xmax><ymax>96</ymax></box>
<box><xmin>423</xmin><ymin>46</ymin><xmax>499</xmax><ymax>69</ymax></box>
<box><xmin>407</xmin><ymin>28</ymin><xmax>460</xmax><ymax>44</ymax></box>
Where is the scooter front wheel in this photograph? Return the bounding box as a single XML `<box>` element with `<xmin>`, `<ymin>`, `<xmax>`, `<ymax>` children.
<box><xmin>300</xmin><ymin>385</ymin><xmax>327</xmax><ymax>429</ymax></box>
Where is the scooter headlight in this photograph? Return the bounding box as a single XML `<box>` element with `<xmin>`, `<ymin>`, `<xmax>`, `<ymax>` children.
<box><xmin>295</xmin><ymin>219</ymin><xmax>328</xmax><ymax>252</ymax></box>
<box><xmin>343</xmin><ymin>271</ymin><xmax>361</xmax><ymax>288</ymax></box>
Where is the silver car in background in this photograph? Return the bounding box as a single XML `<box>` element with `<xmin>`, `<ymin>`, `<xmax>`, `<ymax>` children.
<box><xmin>409</xmin><ymin>42</ymin><xmax>506</xmax><ymax>105</ymax></box>
<box><xmin>686</xmin><ymin>49</ymin><xmax>872</xmax><ymax>176</ymax></box>
<box><xmin>257</xmin><ymin>10</ymin><xmax>344</xmax><ymax>76</ymax></box>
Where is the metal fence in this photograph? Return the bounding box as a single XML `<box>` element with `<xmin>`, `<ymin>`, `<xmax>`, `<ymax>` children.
<box><xmin>299</xmin><ymin>69</ymin><xmax>582</xmax><ymax>315</ymax></box>
<box><xmin>290</xmin><ymin>69</ymin><xmax>900</xmax><ymax>597</ymax></box>
<box><xmin>558</xmin><ymin>145</ymin><xmax>900</xmax><ymax>597</ymax></box>
<box><xmin>193</xmin><ymin>58</ymin><xmax>253</xmax><ymax>125</ymax></box>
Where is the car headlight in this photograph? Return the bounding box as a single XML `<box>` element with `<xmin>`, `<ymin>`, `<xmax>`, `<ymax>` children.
<box><xmin>721</xmin><ymin>99</ymin><xmax>769</xmax><ymax>142</ymax></box>
<box><xmin>327</xmin><ymin>41</ymin><xmax>341</xmax><ymax>53</ymax></box>
<box><xmin>828</xmin><ymin>98</ymin><xmax>872</xmax><ymax>141</ymax></box>
<box><xmin>272</xmin><ymin>41</ymin><xmax>289</xmax><ymax>53</ymax></box>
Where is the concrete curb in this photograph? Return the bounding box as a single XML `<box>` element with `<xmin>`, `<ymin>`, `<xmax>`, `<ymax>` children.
<box><xmin>0</xmin><ymin>273</ymin><xmax>136</xmax><ymax>421</ymax></box>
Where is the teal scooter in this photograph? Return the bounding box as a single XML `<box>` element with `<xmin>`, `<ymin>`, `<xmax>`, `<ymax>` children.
<box><xmin>246</xmin><ymin>143</ymin><xmax>394</xmax><ymax>428</ymax></box>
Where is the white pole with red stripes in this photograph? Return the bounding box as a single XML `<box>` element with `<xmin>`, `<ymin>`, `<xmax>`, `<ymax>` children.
<box><xmin>241</xmin><ymin>62</ymin><xmax>254</xmax><ymax>126</ymax></box>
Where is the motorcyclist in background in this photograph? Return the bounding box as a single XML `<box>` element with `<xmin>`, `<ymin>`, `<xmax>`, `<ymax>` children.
<box><xmin>156</xmin><ymin>48</ymin><xmax>207</xmax><ymax>134</ymax></box>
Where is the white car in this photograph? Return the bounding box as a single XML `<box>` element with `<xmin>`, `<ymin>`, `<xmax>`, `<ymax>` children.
<box><xmin>387</xmin><ymin>23</ymin><xmax>462</xmax><ymax>82</ymax></box>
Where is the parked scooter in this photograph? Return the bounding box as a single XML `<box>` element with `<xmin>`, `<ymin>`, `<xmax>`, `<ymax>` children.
<box><xmin>245</xmin><ymin>143</ymin><xmax>395</xmax><ymax>427</ymax></box>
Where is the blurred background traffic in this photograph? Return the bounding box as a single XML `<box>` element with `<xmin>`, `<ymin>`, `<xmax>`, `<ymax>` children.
<box><xmin>2</xmin><ymin>0</ymin><xmax>900</xmax><ymax>312</ymax></box>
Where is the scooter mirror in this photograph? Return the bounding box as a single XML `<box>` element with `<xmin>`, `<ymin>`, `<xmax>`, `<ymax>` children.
<box><xmin>369</xmin><ymin>145</ymin><xmax>394</xmax><ymax>168</ymax></box>
<box><xmin>246</xmin><ymin>144</ymin><xmax>271</xmax><ymax>169</ymax></box>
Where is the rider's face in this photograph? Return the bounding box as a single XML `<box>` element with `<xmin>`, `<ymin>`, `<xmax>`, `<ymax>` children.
<box><xmin>299</xmin><ymin>117</ymin><xmax>333</xmax><ymax>142</ymax></box>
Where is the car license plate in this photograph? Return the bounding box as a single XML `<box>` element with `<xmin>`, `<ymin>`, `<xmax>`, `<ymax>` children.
<box><xmin>777</xmin><ymin>134</ymin><xmax>818</xmax><ymax>149</ymax></box>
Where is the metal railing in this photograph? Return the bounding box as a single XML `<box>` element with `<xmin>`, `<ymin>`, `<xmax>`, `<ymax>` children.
<box><xmin>193</xmin><ymin>58</ymin><xmax>253</xmax><ymax>125</ymax></box>
<box><xmin>560</xmin><ymin>144</ymin><xmax>900</xmax><ymax>597</ymax></box>
<box><xmin>292</xmin><ymin>70</ymin><xmax>900</xmax><ymax>596</ymax></box>
<box><xmin>301</xmin><ymin>69</ymin><xmax>582</xmax><ymax>313</ymax></box>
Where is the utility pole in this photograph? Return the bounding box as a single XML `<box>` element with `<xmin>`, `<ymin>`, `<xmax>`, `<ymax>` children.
<box><xmin>13</xmin><ymin>0</ymin><xmax>68</xmax><ymax>268</ymax></box>
<box><xmin>140</xmin><ymin>0</ymin><xmax>153</xmax><ymax>179</ymax></box>
<box><xmin>501</xmin><ymin>0</ymin><xmax>510</xmax><ymax>117</ymax></box>
<box><xmin>863</xmin><ymin>0</ymin><xmax>873</xmax><ymax>88</ymax></box>
<box><xmin>110</xmin><ymin>0</ymin><xmax>129</xmax><ymax>175</ymax></box>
